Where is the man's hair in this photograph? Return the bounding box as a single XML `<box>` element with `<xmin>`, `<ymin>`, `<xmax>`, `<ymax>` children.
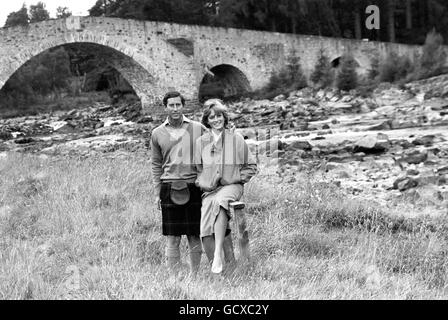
<box><xmin>201</xmin><ymin>99</ymin><xmax>229</xmax><ymax>129</ymax></box>
<box><xmin>163</xmin><ymin>91</ymin><xmax>185</xmax><ymax>107</ymax></box>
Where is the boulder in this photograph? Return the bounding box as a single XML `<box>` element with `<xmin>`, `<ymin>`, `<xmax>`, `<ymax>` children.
<box><xmin>393</xmin><ymin>177</ymin><xmax>418</xmax><ymax>191</ymax></box>
<box><xmin>412</xmin><ymin>135</ymin><xmax>435</xmax><ymax>146</ymax></box>
<box><xmin>286</xmin><ymin>140</ymin><xmax>312</xmax><ymax>151</ymax></box>
<box><xmin>399</xmin><ymin>150</ymin><xmax>428</xmax><ymax>164</ymax></box>
<box><xmin>0</xmin><ymin>131</ymin><xmax>13</xmax><ymax>140</ymax></box>
<box><xmin>50</xmin><ymin>121</ymin><xmax>77</xmax><ymax>134</ymax></box>
<box><xmin>327</xmin><ymin>153</ymin><xmax>363</xmax><ymax>163</ymax></box>
<box><xmin>437</xmin><ymin>166</ymin><xmax>448</xmax><ymax>174</ymax></box>
<box><xmin>406</xmin><ymin>169</ymin><xmax>420</xmax><ymax>176</ymax></box>
<box><xmin>366</xmin><ymin>120</ymin><xmax>391</xmax><ymax>131</ymax></box>
<box><xmin>405</xmin><ymin>185</ymin><xmax>444</xmax><ymax>206</ymax></box>
<box><xmin>136</xmin><ymin>116</ymin><xmax>153</xmax><ymax>123</ymax></box>
<box><xmin>273</xmin><ymin>94</ymin><xmax>286</xmax><ymax>102</ymax></box>
<box><xmin>354</xmin><ymin>134</ymin><xmax>390</xmax><ymax>154</ymax></box>
<box><xmin>14</xmin><ymin>137</ymin><xmax>35</xmax><ymax>144</ymax></box>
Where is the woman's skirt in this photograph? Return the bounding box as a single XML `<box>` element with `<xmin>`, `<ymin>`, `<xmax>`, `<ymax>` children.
<box><xmin>160</xmin><ymin>182</ymin><xmax>202</xmax><ymax>236</ymax></box>
<box><xmin>200</xmin><ymin>183</ymin><xmax>244</xmax><ymax>238</ymax></box>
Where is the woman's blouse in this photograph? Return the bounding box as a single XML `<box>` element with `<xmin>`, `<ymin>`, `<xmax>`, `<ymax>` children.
<box><xmin>194</xmin><ymin>129</ymin><xmax>258</xmax><ymax>190</ymax></box>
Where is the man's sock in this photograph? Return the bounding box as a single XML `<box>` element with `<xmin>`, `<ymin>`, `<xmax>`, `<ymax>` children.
<box><xmin>187</xmin><ymin>237</ymin><xmax>202</xmax><ymax>274</ymax></box>
<box><xmin>166</xmin><ymin>246</ymin><xmax>181</xmax><ymax>270</ymax></box>
<box><xmin>223</xmin><ymin>232</ymin><xmax>236</xmax><ymax>265</ymax></box>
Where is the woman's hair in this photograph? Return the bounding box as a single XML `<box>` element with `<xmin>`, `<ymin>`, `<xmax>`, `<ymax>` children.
<box><xmin>201</xmin><ymin>99</ymin><xmax>229</xmax><ymax>129</ymax></box>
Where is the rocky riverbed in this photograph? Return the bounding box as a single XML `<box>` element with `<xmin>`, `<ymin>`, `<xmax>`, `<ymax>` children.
<box><xmin>1</xmin><ymin>74</ymin><xmax>448</xmax><ymax>215</ymax></box>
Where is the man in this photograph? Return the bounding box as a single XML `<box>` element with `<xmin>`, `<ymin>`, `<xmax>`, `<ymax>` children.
<box><xmin>151</xmin><ymin>91</ymin><xmax>235</xmax><ymax>275</ymax></box>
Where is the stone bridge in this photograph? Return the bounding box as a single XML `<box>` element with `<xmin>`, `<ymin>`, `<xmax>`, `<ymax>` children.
<box><xmin>0</xmin><ymin>16</ymin><xmax>439</xmax><ymax>112</ymax></box>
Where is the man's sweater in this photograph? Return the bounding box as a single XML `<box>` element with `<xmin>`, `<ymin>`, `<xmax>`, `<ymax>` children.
<box><xmin>150</xmin><ymin>116</ymin><xmax>205</xmax><ymax>195</ymax></box>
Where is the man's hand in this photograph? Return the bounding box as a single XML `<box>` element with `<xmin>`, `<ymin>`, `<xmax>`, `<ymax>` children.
<box><xmin>155</xmin><ymin>195</ymin><xmax>161</xmax><ymax>210</ymax></box>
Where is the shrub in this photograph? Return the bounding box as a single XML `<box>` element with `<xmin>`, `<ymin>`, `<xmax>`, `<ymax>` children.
<box><xmin>414</xmin><ymin>29</ymin><xmax>448</xmax><ymax>79</ymax></box>
<box><xmin>368</xmin><ymin>55</ymin><xmax>380</xmax><ymax>80</ymax></box>
<box><xmin>251</xmin><ymin>50</ymin><xmax>308</xmax><ymax>99</ymax></box>
<box><xmin>310</xmin><ymin>48</ymin><xmax>334</xmax><ymax>88</ymax></box>
<box><xmin>378</xmin><ymin>52</ymin><xmax>413</xmax><ymax>83</ymax></box>
<box><xmin>285</xmin><ymin>53</ymin><xmax>308</xmax><ymax>90</ymax></box>
<box><xmin>336</xmin><ymin>53</ymin><xmax>358</xmax><ymax>91</ymax></box>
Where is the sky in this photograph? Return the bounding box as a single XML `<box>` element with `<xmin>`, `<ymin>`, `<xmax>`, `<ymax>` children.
<box><xmin>0</xmin><ymin>0</ymin><xmax>98</xmax><ymax>27</ymax></box>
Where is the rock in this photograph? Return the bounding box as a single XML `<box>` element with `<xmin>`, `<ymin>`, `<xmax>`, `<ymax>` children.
<box><xmin>397</xmin><ymin>139</ymin><xmax>414</xmax><ymax>149</ymax></box>
<box><xmin>14</xmin><ymin>137</ymin><xmax>35</xmax><ymax>144</ymax></box>
<box><xmin>359</xmin><ymin>103</ymin><xmax>371</xmax><ymax>113</ymax></box>
<box><xmin>393</xmin><ymin>177</ymin><xmax>418</xmax><ymax>191</ymax></box>
<box><xmin>261</xmin><ymin>108</ymin><xmax>276</xmax><ymax>116</ymax></box>
<box><xmin>374</xmin><ymin>105</ymin><xmax>396</xmax><ymax>116</ymax></box>
<box><xmin>50</xmin><ymin>121</ymin><xmax>77</xmax><ymax>133</ymax></box>
<box><xmin>228</xmin><ymin>112</ymin><xmax>242</xmax><ymax>121</ymax></box>
<box><xmin>98</xmin><ymin>105</ymin><xmax>113</xmax><ymax>112</ymax></box>
<box><xmin>330</xmin><ymin>102</ymin><xmax>357</xmax><ymax>113</ymax></box>
<box><xmin>406</xmin><ymin>185</ymin><xmax>444</xmax><ymax>206</ymax></box>
<box><xmin>405</xmin><ymin>74</ymin><xmax>448</xmax><ymax>98</ymax></box>
<box><xmin>366</xmin><ymin>120</ymin><xmax>391</xmax><ymax>131</ymax></box>
<box><xmin>424</xmin><ymin>98</ymin><xmax>448</xmax><ymax>111</ymax></box>
<box><xmin>412</xmin><ymin>135</ymin><xmax>435</xmax><ymax>146</ymax></box>
<box><xmin>354</xmin><ymin>134</ymin><xmax>390</xmax><ymax>154</ymax></box>
<box><xmin>390</xmin><ymin>119</ymin><xmax>420</xmax><ymax>130</ymax></box>
<box><xmin>273</xmin><ymin>94</ymin><xmax>286</xmax><ymax>102</ymax></box>
<box><xmin>136</xmin><ymin>116</ymin><xmax>153</xmax><ymax>123</ymax></box>
<box><xmin>341</xmin><ymin>95</ymin><xmax>353</xmax><ymax>103</ymax></box>
<box><xmin>0</xmin><ymin>131</ymin><xmax>13</xmax><ymax>140</ymax></box>
<box><xmin>406</xmin><ymin>169</ymin><xmax>420</xmax><ymax>176</ymax></box>
<box><xmin>335</xmin><ymin>170</ymin><xmax>351</xmax><ymax>179</ymax></box>
<box><xmin>327</xmin><ymin>153</ymin><xmax>363</xmax><ymax>163</ymax></box>
<box><xmin>399</xmin><ymin>150</ymin><xmax>428</xmax><ymax>164</ymax></box>
<box><xmin>373</xmin><ymin>87</ymin><xmax>413</xmax><ymax>106</ymax></box>
<box><xmin>241</xmin><ymin>106</ymin><xmax>253</xmax><ymax>114</ymax></box>
<box><xmin>437</xmin><ymin>166</ymin><xmax>448</xmax><ymax>174</ymax></box>
<box><xmin>67</xmin><ymin>109</ymin><xmax>78</xmax><ymax>116</ymax></box>
<box><xmin>417</xmin><ymin>174</ymin><xmax>445</xmax><ymax>186</ymax></box>
<box><xmin>95</xmin><ymin>122</ymin><xmax>105</xmax><ymax>129</ymax></box>
<box><xmin>286</xmin><ymin>140</ymin><xmax>312</xmax><ymax>151</ymax></box>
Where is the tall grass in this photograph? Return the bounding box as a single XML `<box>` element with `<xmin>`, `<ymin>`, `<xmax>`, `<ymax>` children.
<box><xmin>1</xmin><ymin>153</ymin><xmax>447</xmax><ymax>299</ymax></box>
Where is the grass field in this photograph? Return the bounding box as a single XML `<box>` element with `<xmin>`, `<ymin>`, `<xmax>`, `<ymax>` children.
<box><xmin>1</xmin><ymin>152</ymin><xmax>447</xmax><ymax>299</ymax></box>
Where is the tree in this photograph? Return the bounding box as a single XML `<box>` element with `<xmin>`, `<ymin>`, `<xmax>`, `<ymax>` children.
<box><xmin>387</xmin><ymin>0</ymin><xmax>396</xmax><ymax>42</ymax></box>
<box><xmin>405</xmin><ymin>0</ymin><xmax>412</xmax><ymax>29</ymax></box>
<box><xmin>29</xmin><ymin>2</ymin><xmax>50</xmax><ymax>23</ymax></box>
<box><xmin>417</xmin><ymin>29</ymin><xmax>447</xmax><ymax>78</ymax></box>
<box><xmin>310</xmin><ymin>48</ymin><xmax>334</xmax><ymax>88</ymax></box>
<box><xmin>378</xmin><ymin>52</ymin><xmax>412</xmax><ymax>83</ymax></box>
<box><xmin>336</xmin><ymin>53</ymin><xmax>358</xmax><ymax>91</ymax></box>
<box><xmin>56</xmin><ymin>7</ymin><xmax>72</xmax><ymax>19</ymax></box>
<box><xmin>4</xmin><ymin>4</ymin><xmax>29</xmax><ymax>28</ymax></box>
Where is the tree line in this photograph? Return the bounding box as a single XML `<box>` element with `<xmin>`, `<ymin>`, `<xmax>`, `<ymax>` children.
<box><xmin>86</xmin><ymin>0</ymin><xmax>448</xmax><ymax>45</ymax></box>
<box><xmin>3</xmin><ymin>2</ymin><xmax>71</xmax><ymax>27</ymax></box>
<box><xmin>4</xmin><ymin>1</ymin><xmax>448</xmax><ymax>45</ymax></box>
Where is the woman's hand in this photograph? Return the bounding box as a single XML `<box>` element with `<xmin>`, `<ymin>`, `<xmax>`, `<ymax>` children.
<box><xmin>155</xmin><ymin>195</ymin><xmax>161</xmax><ymax>210</ymax></box>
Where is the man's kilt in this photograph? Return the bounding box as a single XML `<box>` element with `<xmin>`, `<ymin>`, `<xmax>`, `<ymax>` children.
<box><xmin>160</xmin><ymin>182</ymin><xmax>202</xmax><ymax>236</ymax></box>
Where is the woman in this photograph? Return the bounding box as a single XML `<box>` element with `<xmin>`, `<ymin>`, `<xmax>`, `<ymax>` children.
<box><xmin>195</xmin><ymin>99</ymin><xmax>258</xmax><ymax>274</ymax></box>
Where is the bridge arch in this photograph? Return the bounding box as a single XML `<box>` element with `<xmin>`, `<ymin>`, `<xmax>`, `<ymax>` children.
<box><xmin>1</xmin><ymin>44</ymin><xmax>161</xmax><ymax>110</ymax></box>
<box><xmin>198</xmin><ymin>64</ymin><xmax>251</xmax><ymax>102</ymax></box>
<box><xmin>0</xmin><ymin>18</ymin><xmax>198</xmax><ymax>111</ymax></box>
